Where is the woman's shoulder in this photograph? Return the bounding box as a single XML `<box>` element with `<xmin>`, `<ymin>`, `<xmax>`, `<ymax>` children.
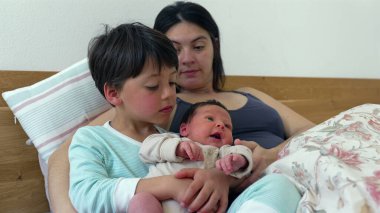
<box><xmin>234</xmin><ymin>87</ymin><xmax>273</xmax><ymax>102</ymax></box>
<box><xmin>175</xmin><ymin>95</ymin><xmax>198</xmax><ymax>108</ymax></box>
<box><xmin>233</xmin><ymin>87</ymin><xmax>287</xmax><ymax>112</ymax></box>
<box><xmin>235</xmin><ymin>87</ymin><xmax>262</xmax><ymax>95</ymax></box>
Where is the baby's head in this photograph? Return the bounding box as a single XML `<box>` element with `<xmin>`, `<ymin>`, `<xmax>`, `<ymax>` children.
<box><xmin>87</xmin><ymin>23</ymin><xmax>178</xmax><ymax>100</ymax></box>
<box><xmin>180</xmin><ymin>100</ymin><xmax>233</xmax><ymax>147</ymax></box>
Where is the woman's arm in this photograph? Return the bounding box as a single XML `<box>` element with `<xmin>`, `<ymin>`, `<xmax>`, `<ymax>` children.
<box><xmin>229</xmin><ymin>87</ymin><xmax>315</xmax><ymax>193</ymax></box>
<box><xmin>47</xmin><ymin>108</ymin><xmax>115</xmax><ymax>213</ymax></box>
<box><xmin>48</xmin><ymin>138</ymin><xmax>76</xmax><ymax>213</ymax></box>
<box><xmin>237</xmin><ymin>87</ymin><xmax>315</xmax><ymax>162</ymax></box>
<box><xmin>237</xmin><ymin>87</ymin><xmax>315</xmax><ymax>138</ymax></box>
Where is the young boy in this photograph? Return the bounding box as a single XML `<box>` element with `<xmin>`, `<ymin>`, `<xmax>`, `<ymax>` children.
<box><xmin>129</xmin><ymin>100</ymin><xmax>253</xmax><ymax>212</ymax></box>
<box><xmin>68</xmin><ymin>23</ymin><xmax>183</xmax><ymax>213</ymax></box>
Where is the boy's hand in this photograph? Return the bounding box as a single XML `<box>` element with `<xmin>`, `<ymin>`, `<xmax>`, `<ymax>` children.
<box><xmin>170</xmin><ymin>177</ymin><xmax>193</xmax><ymax>204</ymax></box>
<box><xmin>216</xmin><ymin>154</ymin><xmax>247</xmax><ymax>175</ymax></box>
<box><xmin>175</xmin><ymin>168</ymin><xmax>230</xmax><ymax>213</ymax></box>
<box><xmin>176</xmin><ymin>141</ymin><xmax>204</xmax><ymax>161</ymax></box>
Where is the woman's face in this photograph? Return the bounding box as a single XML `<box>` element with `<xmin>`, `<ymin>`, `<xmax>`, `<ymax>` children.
<box><xmin>165</xmin><ymin>21</ymin><xmax>214</xmax><ymax>92</ymax></box>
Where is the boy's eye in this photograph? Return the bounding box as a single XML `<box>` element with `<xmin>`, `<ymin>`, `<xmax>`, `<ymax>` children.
<box><xmin>146</xmin><ymin>85</ymin><xmax>159</xmax><ymax>91</ymax></box>
<box><xmin>206</xmin><ymin>117</ymin><xmax>214</xmax><ymax>121</ymax></box>
<box><xmin>169</xmin><ymin>81</ymin><xmax>177</xmax><ymax>87</ymax></box>
<box><xmin>225</xmin><ymin>124</ymin><xmax>232</xmax><ymax>129</ymax></box>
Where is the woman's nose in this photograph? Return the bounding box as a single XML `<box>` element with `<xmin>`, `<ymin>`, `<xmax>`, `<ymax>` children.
<box><xmin>179</xmin><ymin>48</ymin><xmax>194</xmax><ymax>65</ymax></box>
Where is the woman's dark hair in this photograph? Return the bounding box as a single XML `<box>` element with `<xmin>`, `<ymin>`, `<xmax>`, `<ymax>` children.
<box><xmin>180</xmin><ymin>99</ymin><xmax>228</xmax><ymax>124</ymax></box>
<box><xmin>88</xmin><ymin>22</ymin><xmax>178</xmax><ymax>98</ymax></box>
<box><xmin>154</xmin><ymin>1</ymin><xmax>225</xmax><ymax>91</ymax></box>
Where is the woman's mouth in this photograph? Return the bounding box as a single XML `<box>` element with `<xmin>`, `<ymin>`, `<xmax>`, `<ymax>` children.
<box><xmin>180</xmin><ymin>70</ymin><xmax>199</xmax><ymax>77</ymax></box>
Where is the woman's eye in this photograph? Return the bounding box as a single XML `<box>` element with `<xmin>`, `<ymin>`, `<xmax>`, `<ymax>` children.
<box><xmin>174</xmin><ymin>46</ymin><xmax>181</xmax><ymax>54</ymax></box>
<box><xmin>194</xmin><ymin>45</ymin><xmax>204</xmax><ymax>51</ymax></box>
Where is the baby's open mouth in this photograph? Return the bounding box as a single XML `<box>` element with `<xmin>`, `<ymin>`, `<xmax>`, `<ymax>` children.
<box><xmin>210</xmin><ymin>133</ymin><xmax>221</xmax><ymax>139</ymax></box>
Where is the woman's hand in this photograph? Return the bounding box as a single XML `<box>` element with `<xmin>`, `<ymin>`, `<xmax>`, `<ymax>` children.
<box><xmin>175</xmin><ymin>168</ymin><xmax>231</xmax><ymax>213</ymax></box>
<box><xmin>232</xmin><ymin>139</ymin><xmax>277</xmax><ymax>193</ymax></box>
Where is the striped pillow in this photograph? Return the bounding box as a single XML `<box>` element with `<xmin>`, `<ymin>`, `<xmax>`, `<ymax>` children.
<box><xmin>2</xmin><ymin>58</ymin><xmax>111</xmax><ymax>163</ymax></box>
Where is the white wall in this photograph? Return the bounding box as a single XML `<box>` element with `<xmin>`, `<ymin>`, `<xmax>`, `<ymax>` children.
<box><xmin>1</xmin><ymin>0</ymin><xmax>379</xmax><ymax>79</ymax></box>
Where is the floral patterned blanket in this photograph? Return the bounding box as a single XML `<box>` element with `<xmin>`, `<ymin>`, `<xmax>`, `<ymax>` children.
<box><xmin>266</xmin><ymin>104</ymin><xmax>380</xmax><ymax>213</ymax></box>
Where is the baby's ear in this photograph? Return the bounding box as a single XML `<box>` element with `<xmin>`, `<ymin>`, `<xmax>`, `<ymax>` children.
<box><xmin>179</xmin><ymin>123</ymin><xmax>189</xmax><ymax>137</ymax></box>
<box><xmin>104</xmin><ymin>83</ymin><xmax>122</xmax><ymax>106</ymax></box>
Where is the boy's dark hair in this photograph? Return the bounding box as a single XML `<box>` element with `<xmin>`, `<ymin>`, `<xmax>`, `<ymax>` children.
<box><xmin>154</xmin><ymin>1</ymin><xmax>225</xmax><ymax>92</ymax></box>
<box><xmin>181</xmin><ymin>99</ymin><xmax>229</xmax><ymax>124</ymax></box>
<box><xmin>88</xmin><ymin>22</ymin><xmax>178</xmax><ymax>97</ymax></box>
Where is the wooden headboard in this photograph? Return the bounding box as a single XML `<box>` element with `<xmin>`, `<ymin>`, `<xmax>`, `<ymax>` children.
<box><xmin>224</xmin><ymin>76</ymin><xmax>380</xmax><ymax>123</ymax></box>
<box><xmin>1</xmin><ymin>70</ymin><xmax>380</xmax><ymax>212</ymax></box>
<box><xmin>2</xmin><ymin>71</ymin><xmax>379</xmax><ymax>123</ymax></box>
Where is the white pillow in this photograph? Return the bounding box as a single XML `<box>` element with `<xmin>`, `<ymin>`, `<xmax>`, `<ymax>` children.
<box><xmin>2</xmin><ymin>58</ymin><xmax>111</xmax><ymax>163</ymax></box>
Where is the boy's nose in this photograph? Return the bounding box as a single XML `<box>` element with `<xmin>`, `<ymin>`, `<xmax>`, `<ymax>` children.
<box><xmin>162</xmin><ymin>85</ymin><xmax>175</xmax><ymax>99</ymax></box>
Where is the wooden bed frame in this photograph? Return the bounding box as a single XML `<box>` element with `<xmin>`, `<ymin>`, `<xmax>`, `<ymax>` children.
<box><xmin>1</xmin><ymin>70</ymin><xmax>380</xmax><ymax>212</ymax></box>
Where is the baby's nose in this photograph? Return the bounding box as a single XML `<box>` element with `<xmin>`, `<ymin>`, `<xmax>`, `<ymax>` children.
<box><xmin>216</xmin><ymin>123</ymin><xmax>224</xmax><ymax>129</ymax></box>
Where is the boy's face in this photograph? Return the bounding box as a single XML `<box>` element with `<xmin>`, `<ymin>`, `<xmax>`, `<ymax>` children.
<box><xmin>180</xmin><ymin>105</ymin><xmax>233</xmax><ymax>148</ymax></box>
<box><xmin>115</xmin><ymin>60</ymin><xmax>177</xmax><ymax>126</ymax></box>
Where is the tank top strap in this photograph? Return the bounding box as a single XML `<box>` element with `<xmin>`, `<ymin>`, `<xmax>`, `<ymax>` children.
<box><xmin>230</xmin><ymin>90</ymin><xmax>261</xmax><ymax>102</ymax></box>
<box><xmin>170</xmin><ymin>97</ymin><xmax>192</xmax><ymax>133</ymax></box>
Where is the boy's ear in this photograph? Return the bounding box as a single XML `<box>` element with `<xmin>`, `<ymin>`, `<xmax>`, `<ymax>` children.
<box><xmin>179</xmin><ymin>123</ymin><xmax>189</xmax><ymax>137</ymax></box>
<box><xmin>104</xmin><ymin>83</ymin><xmax>122</xmax><ymax>106</ymax></box>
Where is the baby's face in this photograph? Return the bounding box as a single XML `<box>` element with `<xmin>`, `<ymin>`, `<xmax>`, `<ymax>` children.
<box><xmin>180</xmin><ymin>105</ymin><xmax>233</xmax><ymax>148</ymax></box>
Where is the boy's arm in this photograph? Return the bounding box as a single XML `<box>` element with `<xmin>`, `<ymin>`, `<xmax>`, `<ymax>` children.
<box><xmin>135</xmin><ymin>175</ymin><xmax>192</xmax><ymax>203</ymax></box>
<box><xmin>48</xmin><ymin>108</ymin><xmax>115</xmax><ymax>213</ymax></box>
<box><xmin>69</xmin><ymin>128</ymin><xmax>123</xmax><ymax>212</ymax></box>
<box><xmin>70</xmin><ymin>128</ymin><xmax>189</xmax><ymax>212</ymax></box>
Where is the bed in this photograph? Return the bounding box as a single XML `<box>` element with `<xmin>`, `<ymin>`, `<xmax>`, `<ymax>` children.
<box><xmin>1</xmin><ymin>59</ymin><xmax>380</xmax><ymax>212</ymax></box>
<box><xmin>267</xmin><ymin>103</ymin><xmax>380</xmax><ymax>212</ymax></box>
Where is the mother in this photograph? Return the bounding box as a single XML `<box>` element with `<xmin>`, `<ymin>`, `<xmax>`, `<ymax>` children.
<box><xmin>48</xmin><ymin>1</ymin><xmax>314</xmax><ymax>212</ymax></box>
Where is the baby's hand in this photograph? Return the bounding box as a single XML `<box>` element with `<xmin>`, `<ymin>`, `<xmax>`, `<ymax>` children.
<box><xmin>176</xmin><ymin>141</ymin><xmax>203</xmax><ymax>161</ymax></box>
<box><xmin>216</xmin><ymin>154</ymin><xmax>247</xmax><ymax>175</ymax></box>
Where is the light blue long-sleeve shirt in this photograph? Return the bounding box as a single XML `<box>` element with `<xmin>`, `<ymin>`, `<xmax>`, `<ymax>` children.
<box><xmin>69</xmin><ymin>122</ymin><xmax>152</xmax><ymax>213</ymax></box>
